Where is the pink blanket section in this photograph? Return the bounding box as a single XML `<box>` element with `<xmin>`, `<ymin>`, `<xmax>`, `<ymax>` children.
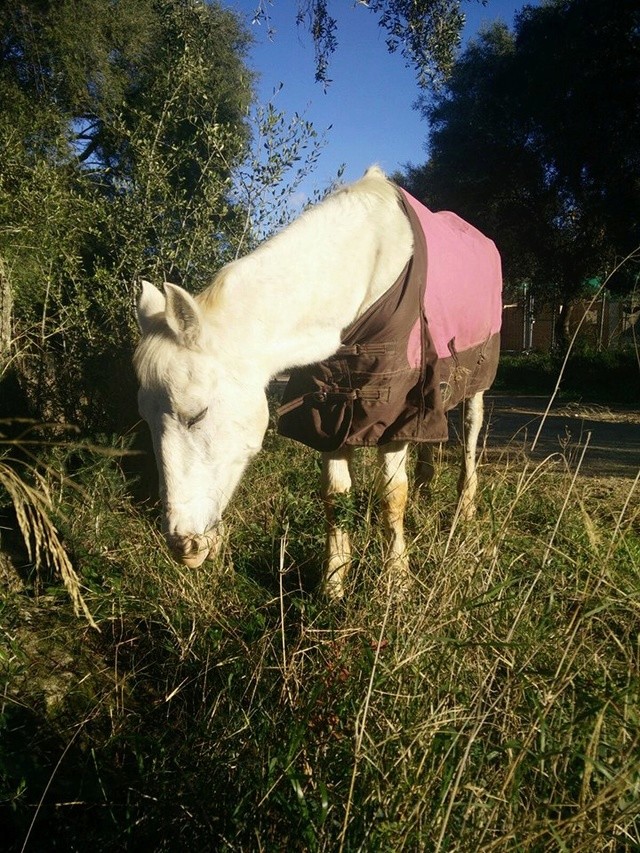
<box><xmin>402</xmin><ymin>189</ymin><xmax>503</xmax><ymax>365</ymax></box>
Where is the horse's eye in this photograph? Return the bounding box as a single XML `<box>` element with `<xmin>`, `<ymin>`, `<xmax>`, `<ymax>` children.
<box><xmin>186</xmin><ymin>408</ymin><xmax>208</xmax><ymax>429</ymax></box>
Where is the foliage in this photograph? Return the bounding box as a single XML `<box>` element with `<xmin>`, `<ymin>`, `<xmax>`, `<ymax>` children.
<box><xmin>366</xmin><ymin>0</ymin><xmax>467</xmax><ymax>86</ymax></box>
<box><xmin>0</xmin><ymin>0</ymin><xmax>328</xmax><ymax>433</ymax></box>
<box><xmin>0</xmin><ymin>0</ymin><xmax>251</xmax><ymax>428</ymax></box>
<box><xmin>1</xmin><ymin>412</ymin><xmax>639</xmax><ymax>850</ymax></box>
<box><xmin>496</xmin><ymin>347</ymin><xmax>640</xmax><ymax>403</ymax></box>
<box><xmin>513</xmin><ymin>0</ymin><xmax>640</xmax><ymax>264</ymax></box>
<box><xmin>401</xmin><ymin>0</ymin><xmax>640</xmax><ymax>316</ymax></box>
<box><xmin>252</xmin><ymin>0</ymin><xmax>474</xmax><ymax>88</ymax></box>
<box><xmin>1</xmin><ymin>0</ymin><xmax>252</xmax><ymax>180</ymax></box>
<box><xmin>232</xmin><ymin>96</ymin><xmax>331</xmax><ymax>245</ymax></box>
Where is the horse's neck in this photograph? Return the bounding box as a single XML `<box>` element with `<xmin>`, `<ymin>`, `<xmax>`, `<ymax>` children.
<box><xmin>201</xmin><ymin>188</ymin><xmax>413</xmax><ymax>382</ymax></box>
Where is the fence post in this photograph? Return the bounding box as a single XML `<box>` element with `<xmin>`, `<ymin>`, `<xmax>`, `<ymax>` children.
<box><xmin>597</xmin><ymin>290</ymin><xmax>607</xmax><ymax>350</ymax></box>
<box><xmin>522</xmin><ymin>283</ymin><xmax>535</xmax><ymax>351</ymax></box>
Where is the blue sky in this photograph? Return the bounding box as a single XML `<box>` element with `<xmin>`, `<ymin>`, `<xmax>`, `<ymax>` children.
<box><xmin>226</xmin><ymin>1</ymin><xmax>538</xmax><ymax>197</ymax></box>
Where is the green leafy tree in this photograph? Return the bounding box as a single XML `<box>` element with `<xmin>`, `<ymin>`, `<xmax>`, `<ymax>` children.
<box><xmin>512</xmin><ymin>0</ymin><xmax>640</xmax><ymax>271</ymax></box>
<box><xmin>233</xmin><ymin>97</ymin><xmax>334</xmax><ymax>242</ymax></box>
<box><xmin>401</xmin><ymin>0</ymin><xmax>640</xmax><ymax>345</ymax></box>
<box><xmin>1</xmin><ymin>0</ymin><xmax>251</xmax><ymax>366</ymax></box>
<box><xmin>253</xmin><ymin>0</ymin><xmax>477</xmax><ymax>87</ymax></box>
<box><xmin>0</xmin><ymin>0</ymin><xmax>325</xmax><ymax>430</ymax></box>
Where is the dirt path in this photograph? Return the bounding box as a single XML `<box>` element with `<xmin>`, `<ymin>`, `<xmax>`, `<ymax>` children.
<box><xmin>480</xmin><ymin>395</ymin><xmax>640</xmax><ymax>478</ymax></box>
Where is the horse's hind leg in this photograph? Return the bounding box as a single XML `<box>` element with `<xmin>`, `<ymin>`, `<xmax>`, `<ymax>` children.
<box><xmin>458</xmin><ymin>391</ymin><xmax>484</xmax><ymax>520</ymax></box>
<box><xmin>377</xmin><ymin>441</ymin><xmax>410</xmax><ymax>589</ymax></box>
<box><xmin>321</xmin><ymin>447</ymin><xmax>354</xmax><ymax>600</ymax></box>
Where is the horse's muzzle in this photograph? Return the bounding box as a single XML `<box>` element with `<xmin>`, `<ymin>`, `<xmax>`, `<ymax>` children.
<box><xmin>168</xmin><ymin>528</ymin><xmax>221</xmax><ymax>569</ymax></box>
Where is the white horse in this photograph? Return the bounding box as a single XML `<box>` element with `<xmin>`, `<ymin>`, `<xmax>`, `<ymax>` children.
<box><xmin>134</xmin><ymin>167</ymin><xmax>500</xmax><ymax>599</ymax></box>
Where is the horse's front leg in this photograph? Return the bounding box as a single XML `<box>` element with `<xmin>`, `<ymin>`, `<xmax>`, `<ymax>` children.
<box><xmin>321</xmin><ymin>447</ymin><xmax>354</xmax><ymax>600</ymax></box>
<box><xmin>377</xmin><ymin>441</ymin><xmax>410</xmax><ymax>587</ymax></box>
<box><xmin>458</xmin><ymin>391</ymin><xmax>484</xmax><ymax>520</ymax></box>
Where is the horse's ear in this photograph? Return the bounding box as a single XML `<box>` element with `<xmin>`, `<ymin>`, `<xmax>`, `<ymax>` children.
<box><xmin>137</xmin><ymin>280</ymin><xmax>166</xmax><ymax>333</ymax></box>
<box><xmin>163</xmin><ymin>281</ymin><xmax>202</xmax><ymax>348</ymax></box>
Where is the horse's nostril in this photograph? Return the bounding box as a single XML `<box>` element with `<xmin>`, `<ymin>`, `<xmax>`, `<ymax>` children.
<box><xmin>166</xmin><ymin>534</ymin><xmax>209</xmax><ymax>569</ymax></box>
<box><xmin>178</xmin><ymin>537</ymin><xmax>204</xmax><ymax>556</ymax></box>
<box><xmin>168</xmin><ymin>535</ymin><xmax>195</xmax><ymax>555</ymax></box>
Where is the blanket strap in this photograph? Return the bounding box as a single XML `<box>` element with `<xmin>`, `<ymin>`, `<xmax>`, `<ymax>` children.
<box><xmin>337</xmin><ymin>342</ymin><xmax>392</xmax><ymax>357</ymax></box>
<box><xmin>277</xmin><ymin>385</ymin><xmax>391</xmax><ymax>417</ymax></box>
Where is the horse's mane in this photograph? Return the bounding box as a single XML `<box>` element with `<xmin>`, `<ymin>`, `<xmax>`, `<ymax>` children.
<box><xmin>197</xmin><ymin>166</ymin><xmax>397</xmax><ymax>315</ymax></box>
<box><xmin>133</xmin><ymin>318</ymin><xmax>180</xmax><ymax>389</ymax></box>
<box><xmin>332</xmin><ymin>164</ymin><xmax>398</xmax><ymax>206</ymax></box>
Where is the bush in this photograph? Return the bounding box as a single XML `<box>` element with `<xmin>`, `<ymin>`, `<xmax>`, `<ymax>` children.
<box><xmin>496</xmin><ymin>347</ymin><xmax>640</xmax><ymax>404</ymax></box>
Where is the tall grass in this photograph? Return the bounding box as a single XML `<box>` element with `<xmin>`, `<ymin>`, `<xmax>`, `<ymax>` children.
<box><xmin>1</xmin><ymin>423</ymin><xmax>639</xmax><ymax>851</ymax></box>
<box><xmin>0</xmin><ymin>426</ymin><xmax>96</xmax><ymax>626</ymax></box>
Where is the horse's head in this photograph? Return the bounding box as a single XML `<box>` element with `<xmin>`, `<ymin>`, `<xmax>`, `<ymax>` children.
<box><xmin>134</xmin><ymin>280</ymin><xmax>269</xmax><ymax>567</ymax></box>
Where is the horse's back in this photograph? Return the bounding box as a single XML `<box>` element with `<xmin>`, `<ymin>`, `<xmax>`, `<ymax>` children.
<box><xmin>402</xmin><ymin>192</ymin><xmax>502</xmax><ymax>363</ymax></box>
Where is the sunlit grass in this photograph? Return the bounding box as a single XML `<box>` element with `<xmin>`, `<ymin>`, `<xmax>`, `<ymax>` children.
<box><xmin>1</xmin><ymin>424</ymin><xmax>639</xmax><ymax>850</ymax></box>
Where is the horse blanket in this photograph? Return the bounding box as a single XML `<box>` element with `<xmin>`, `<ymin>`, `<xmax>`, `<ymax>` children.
<box><xmin>277</xmin><ymin>187</ymin><xmax>502</xmax><ymax>452</ymax></box>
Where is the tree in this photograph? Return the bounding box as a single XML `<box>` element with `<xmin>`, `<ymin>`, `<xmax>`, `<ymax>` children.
<box><xmin>252</xmin><ymin>0</ymin><xmax>477</xmax><ymax>87</ymax></box>
<box><xmin>0</xmin><ymin>0</ymin><xmax>255</xmax><ymax>427</ymax></box>
<box><xmin>513</xmin><ymin>0</ymin><xmax>640</xmax><ymax>268</ymax></box>
<box><xmin>1</xmin><ymin>0</ymin><xmax>252</xmax><ymax>177</ymax></box>
<box><xmin>401</xmin><ymin>0</ymin><xmax>640</xmax><ymax>344</ymax></box>
<box><xmin>1</xmin><ymin>0</ymin><xmax>329</xmax><ymax>430</ymax></box>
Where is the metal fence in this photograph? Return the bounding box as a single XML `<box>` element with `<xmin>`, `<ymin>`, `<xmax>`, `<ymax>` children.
<box><xmin>501</xmin><ymin>294</ymin><xmax>639</xmax><ymax>352</ymax></box>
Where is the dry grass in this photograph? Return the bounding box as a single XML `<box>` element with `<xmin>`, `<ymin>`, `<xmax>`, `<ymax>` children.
<box><xmin>0</xmin><ymin>433</ymin><xmax>96</xmax><ymax>627</ymax></box>
<box><xmin>1</xmin><ymin>426</ymin><xmax>639</xmax><ymax>850</ymax></box>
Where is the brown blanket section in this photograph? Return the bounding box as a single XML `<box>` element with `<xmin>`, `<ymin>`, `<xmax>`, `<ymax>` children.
<box><xmin>277</xmin><ymin>189</ymin><xmax>501</xmax><ymax>453</ymax></box>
